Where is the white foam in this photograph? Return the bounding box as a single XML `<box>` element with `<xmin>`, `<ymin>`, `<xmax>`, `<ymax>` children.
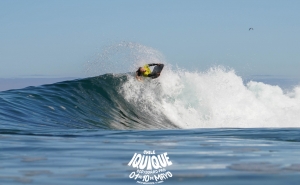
<box><xmin>121</xmin><ymin>66</ymin><xmax>300</xmax><ymax>128</ymax></box>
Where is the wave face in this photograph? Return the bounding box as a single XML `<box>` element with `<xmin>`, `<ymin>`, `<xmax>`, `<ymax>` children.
<box><xmin>1</xmin><ymin>67</ymin><xmax>300</xmax><ymax>131</ymax></box>
<box><xmin>0</xmin><ymin>74</ymin><xmax>176</xmax><ymax>132</ymax></box>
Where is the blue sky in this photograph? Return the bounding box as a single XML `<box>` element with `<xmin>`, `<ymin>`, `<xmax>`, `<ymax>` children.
<box><xmin>1</xmin><ymin>0</ymin><xmax>300</xmax><ymax>78</ymax></box>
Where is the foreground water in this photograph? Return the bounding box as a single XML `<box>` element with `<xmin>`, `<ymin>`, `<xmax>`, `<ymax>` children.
<box><xmin>1</xmin><ymin>69</ymin><xmax>300</xmax><ymax>184</ymax></box>
<box><xmin>1</xmin><ymin>129</ymin><xmax>300</xmax><ymax>185</ymax></box>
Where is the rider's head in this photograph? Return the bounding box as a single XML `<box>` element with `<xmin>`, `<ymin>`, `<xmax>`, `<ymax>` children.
<box><xmin>136</xmin><ymin>67</ymin><xmax>146</xmax><ymax>76</ymax></box>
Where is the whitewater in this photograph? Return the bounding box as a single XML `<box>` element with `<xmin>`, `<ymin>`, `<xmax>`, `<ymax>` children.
<box><xmin>121</xmin><ymin>67</ymin><xmax>300</xmax><ymax>128</ymax></box>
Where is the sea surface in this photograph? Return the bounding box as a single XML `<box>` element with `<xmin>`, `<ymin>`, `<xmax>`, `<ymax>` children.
<box><xmin>1</xmin><ymin>69</ymin><xmax>300</xmax><ymax>185</ymax></box>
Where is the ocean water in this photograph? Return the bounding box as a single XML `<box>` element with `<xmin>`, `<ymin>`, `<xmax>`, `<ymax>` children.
<box><xmin>1</xmin><ymin>67</ymin><xmax>300</xmax><ymax>185</ymax></box>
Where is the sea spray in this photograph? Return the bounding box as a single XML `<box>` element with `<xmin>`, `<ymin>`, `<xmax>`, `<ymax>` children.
<box><xmin>84</xmin><ymin>42</ymin><xmax>165</xmax><ymax>77</ymax></box>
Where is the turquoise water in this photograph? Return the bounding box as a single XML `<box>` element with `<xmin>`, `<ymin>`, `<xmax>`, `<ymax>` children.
<box><xmin>1</xmin><ymin>71</ymin><xmax>300</xmax><ymax>184</ymax></box>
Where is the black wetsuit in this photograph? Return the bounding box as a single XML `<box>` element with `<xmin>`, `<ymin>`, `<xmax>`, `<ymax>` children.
<box><xmin>136</xmin><ymin>63</ymin><xmax>164</xmax><ymax>79</ymax></box>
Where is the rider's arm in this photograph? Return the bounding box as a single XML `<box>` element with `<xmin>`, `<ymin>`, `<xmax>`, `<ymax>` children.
<box><xmin>148</xmin><ymin>63</ymin><xmax>160</xmax><ymax>66</ymax></box>
<box><xmin>136</xmin><ymin>71</ymin><xmax>141</xmax><ymax>81</ymax></box>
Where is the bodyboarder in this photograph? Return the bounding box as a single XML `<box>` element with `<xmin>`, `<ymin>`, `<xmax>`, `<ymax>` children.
<box><xmin>135</xmin><ymin>63</ymin><xmax>164</xmax><ymax>81</ymax></box>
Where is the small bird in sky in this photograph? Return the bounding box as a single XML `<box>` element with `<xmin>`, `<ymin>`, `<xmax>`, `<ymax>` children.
<box><xmin>249</xmin><ymin>28</ymin><xmax>254</xmax><ymax>31</ymax></box>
